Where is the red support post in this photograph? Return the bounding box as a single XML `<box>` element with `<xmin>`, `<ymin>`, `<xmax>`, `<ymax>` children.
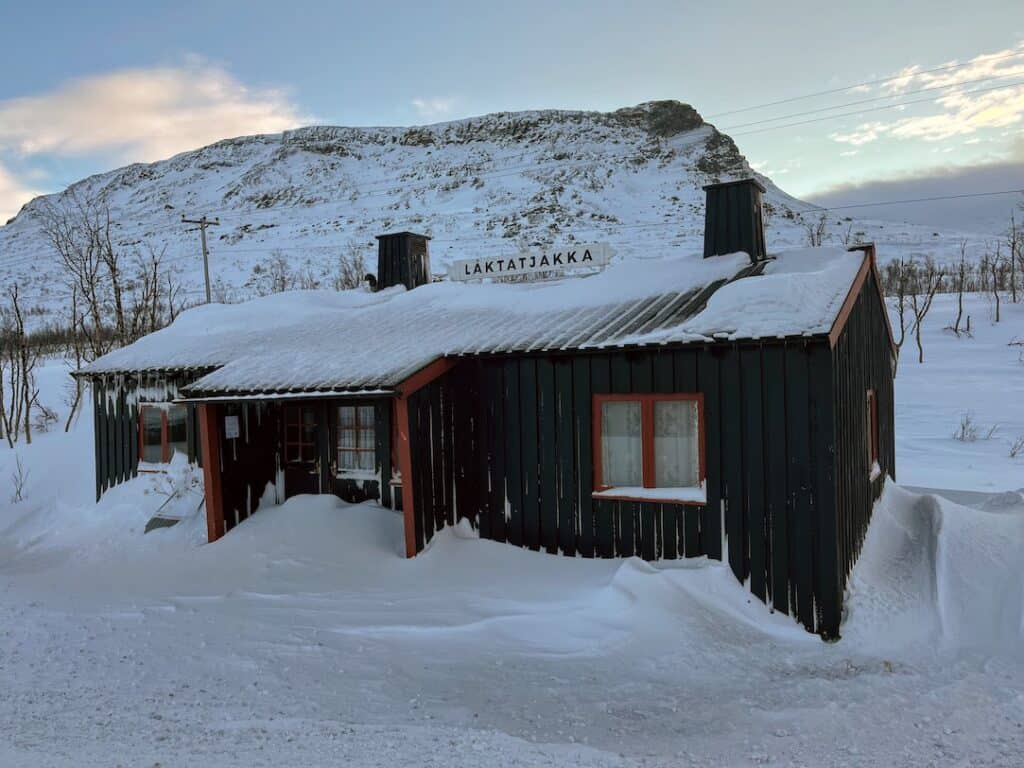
<box><xmin>393</xmin><ymin>356</ymin><xmax>460</xmax><ymax>558</ymax></box>
<box><xmin>198</xmin><ymin>403</ymin><xmax>225</xmax><ymax>543</ymax></box>
<box><xmin>394</xmin><ymin>397</ymin><xmax>417</xmax><ymax>558</ymax></box>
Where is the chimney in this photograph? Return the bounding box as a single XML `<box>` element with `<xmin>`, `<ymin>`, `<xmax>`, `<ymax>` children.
<box><xmin>374</xmin><ymin>232</ymin><xmax>432</xmax><ymax>291</ymax></box>
<box><xmin>702</xmin><ymin>178</ymin><xmax>767</xmax><ymax>263</ymax></box>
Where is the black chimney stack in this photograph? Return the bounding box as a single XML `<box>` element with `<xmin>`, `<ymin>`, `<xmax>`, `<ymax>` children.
<box><xmin>702</xmin><ymin>178</ymin><xmax>767</xmax><ymax>263</ymax></box>
<box><xmin>374</xmin><ymin>232</ymin><xmax>431</xmax><ymax>291</ymax></box>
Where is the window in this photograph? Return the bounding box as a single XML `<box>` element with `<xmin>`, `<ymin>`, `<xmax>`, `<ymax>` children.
<box><xmin>139</xmin><ymin>404</ymin><xmax>190</xmax><ymax>465</ymax></box>
<box><xmin>594</xmin><ymin>394</ymin><xmax>704</xmax><ymax>502</ymax></box>
<box><xmin>284</xmin><ymin>406</ymin><xmax>317</xmax><ymax>463</ymax></box>
<box><xmin>866</xmin><ymin>389</ymin><xmax>879</xmax><ymax>467</ymax></box>
<box><xmin>141</xmin><ymin>407</ymin><xmax>164</xmax><ymax>463</ymax></box>
<box><xmin>167</xmin><ymin>406</ymin><xmax>188</xmax><ymax>459</ymax></box>
<box><xmin>337</xmin><ymin>405</ymin><xmax>375</xmax><ymax>473</ymax></box>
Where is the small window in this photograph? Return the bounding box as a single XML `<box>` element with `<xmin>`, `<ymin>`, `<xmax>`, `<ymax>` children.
<box><xmin>141</xmin><ymin>407</ymin><xmax>164</xmax><ymax>463</ymax></box>
<box><xmin>139</xmin><ymin>404</ymin><xmax>190</xmax><ymax>465</ymax></box>
<box><xmin>866</xmin><ymin>389</ymin><xmax>879</xmax><ymax>467</ymax></box>
<box><xmin>167</xmin><ymin>406</ymin><xmax>189</xmax><ymax>459</ymax></box>
<box><xmin>284</xmin><ymin>406</ymin><xmax>317</xmax><ymax>463</ymax></box>
<box><xmin>594</xmin><ymin>394</ymin><xmax>705</xmax><ymax>503</ymax></box>
<box><xmin>337</xmin><ymin>404</ymin><xmax>375</xmax><ymax>474</ymax></box>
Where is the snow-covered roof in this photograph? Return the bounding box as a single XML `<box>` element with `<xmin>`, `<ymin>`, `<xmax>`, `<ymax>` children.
<box><xmin>80</xmin><ymin>246</ymin><xmax>865</xmax><ymax>396</ymax></box>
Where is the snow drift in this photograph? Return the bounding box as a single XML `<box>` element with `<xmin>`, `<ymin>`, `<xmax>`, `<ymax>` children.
<box><xmin>844</xmin><ymin>482</ymin><xmax>1024</xmax><ymax>656</ymax></box>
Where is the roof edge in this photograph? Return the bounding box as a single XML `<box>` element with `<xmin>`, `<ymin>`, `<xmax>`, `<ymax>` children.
<box><xmin>827</xmin><ymin>243</ymin><xmax>898</xmax><ymax>357</ymax></box>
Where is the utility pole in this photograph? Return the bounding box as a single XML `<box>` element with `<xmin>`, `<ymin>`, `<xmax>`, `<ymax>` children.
<box><xmin>182</xmin><ymin>215</ymin><xmax>220</xmax><ymax>303</ymax></box>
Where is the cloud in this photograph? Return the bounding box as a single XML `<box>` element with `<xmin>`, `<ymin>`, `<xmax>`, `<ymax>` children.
<box><xmin>0</xmin><ymin>162</ymin><xmax>41</xmax><ymax>224</ymax></box>
<box><xmin>882</xmin><ymin>44</ymin><xmax>1024</xmax><ymax>95</ymax></box>
<box><xmin>829</xmin><ymin>42</ymin><xmax>1024</xmax><ymax>147</ymax></box>
<box><xmin>807</xmin><ymin>159</ymin><xmax>1024</xmax><ymax>232</ymax></box>
<box><xmin>411</xmin><ymin>97</ymin><xmax>455</xmax><ymax>121</ymax></box>
<box><xmin>0</xmin><ymin>57</ymin><xmax>308</xmax><ymax>164</ymax></box>
<box><xmin>830</xmin><ymin>121</ymin><xmax>890</xmax><ymax>146</ymax></box>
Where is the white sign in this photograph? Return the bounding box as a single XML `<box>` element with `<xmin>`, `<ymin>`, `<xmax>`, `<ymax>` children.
<box><xmin>448</xmin><ymin>243</ymin><xmax>612</xmax><ymax>282</ymax></box>
<box><xmin>224</xmin><ymin>415</ymin><xmax>240</xmax><ymax>440</ymax></box>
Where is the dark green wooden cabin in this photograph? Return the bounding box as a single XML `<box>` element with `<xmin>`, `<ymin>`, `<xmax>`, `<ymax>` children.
<box><xmin>77</xmin><ymin>179</ymin><xmax>896</xmax><ymax>639</ymax></box>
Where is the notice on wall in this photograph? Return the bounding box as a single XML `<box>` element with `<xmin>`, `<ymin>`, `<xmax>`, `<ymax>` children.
<box><xmin>224</xmin><ymin>415</ymin><xmax>240</xmax><ymax>440</ymax></box>
<box><xmin>448</xmin><ymin>243</ymin><xmax>612</xmax><ymax>282</ymax></box>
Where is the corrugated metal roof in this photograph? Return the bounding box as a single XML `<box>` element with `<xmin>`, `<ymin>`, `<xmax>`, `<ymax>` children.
<box><xmin>79</xmin><ymin>247</ymin><xmax>863</xmax><ymax>397</ymax></box>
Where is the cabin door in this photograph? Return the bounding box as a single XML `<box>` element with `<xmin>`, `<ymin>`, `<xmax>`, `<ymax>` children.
<box><xmin>282</xmin><ymin>405</ymin><xmax>321</xmax><ymax>497</ymax></box>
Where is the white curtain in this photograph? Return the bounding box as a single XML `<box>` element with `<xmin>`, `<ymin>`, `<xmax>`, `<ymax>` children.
<box><xmin>601</xmin><ymin>401</ymin><xmax>642</xmax><ymax>486</ymax></box>
<box><xmin>654</xmin><ymin>400</ymin><xmax>698</xmax><ymax>487</ymax></box>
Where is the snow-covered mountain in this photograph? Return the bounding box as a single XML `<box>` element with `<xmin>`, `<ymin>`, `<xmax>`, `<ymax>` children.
<box><xmin>0</xmin><ymin>100</ymin><xmax>985</xmax><ymax>321</ymax></box>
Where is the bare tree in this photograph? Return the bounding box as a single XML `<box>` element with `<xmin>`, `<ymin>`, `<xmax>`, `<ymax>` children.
<box><xmin>40</xmin><ymin>194</ymin><xmax>190</xmax><ymax>428</ymax></box>
<box><xmin>0</xmin><ymin>284</ymin><xmax>40</xmax><ymax>445</ymax></box>
<box><xmin>948</xmin><ymin>240</ymin><xmax>969</xmax><ymax>336</ymax></box>
<box><xmin>909</xmin><ymin>258</ymin><xmax>944</xmax><ymax>364</ymax></box>
<box><xmin>39</xmin><ymin>193</ymin><xmax>109</xmax><ymax>358</ymax></box>
<box><xmin>882</xmin><ymin>258</ymin><xmax>912</xmax><ymax>350</ymax></box>
<box><xmin>989</xmin><ymin>244</ymin><xmax>1004</xmax><ymax>323</ymax></box>
<box><xmin>1008</xmin><ymin>208</ymin><xmax>1021</xmax><ymax>304</ymax></box>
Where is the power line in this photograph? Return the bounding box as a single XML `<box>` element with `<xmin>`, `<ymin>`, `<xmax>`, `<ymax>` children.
<box><xmin>5</xmin><ymin>188</ymin><xmax>1017</xmax><ymax>287</ymax></box>
<box><xmin>809</xmin><ymin>188</ymin><xmax>1024</xmax><ymax>212</ymax></box>
<box><xmin>720</xmin><ymin>71</ymin><xmax>1024</xmax><ymax>131</ymax></box>
<box><xmin>707</xmin><ymin>48</ymin><xmax>1024</xmax><ymax>118</ymax></box>
<box><xmin>731</xmin><ymin>79</ymin><xmax>1024</xmax><ymax>137</ymax></box>
<box><xmin>3</xmin><ymin>184</ymin><xmax>1020</xmax><ymax>276</ymax></box>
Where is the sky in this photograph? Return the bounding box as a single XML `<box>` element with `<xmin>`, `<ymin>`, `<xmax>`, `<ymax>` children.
<box><xmin>0</xmin><ymin>0</ymin><xmax>1022</xmax><ymax>226</ymax></box>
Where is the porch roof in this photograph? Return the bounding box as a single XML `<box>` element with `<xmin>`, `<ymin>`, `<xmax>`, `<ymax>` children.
<box><xmin>80</xmin><ymin>246</ymin><xmax>865</xmax><ymax>397</ymax></box>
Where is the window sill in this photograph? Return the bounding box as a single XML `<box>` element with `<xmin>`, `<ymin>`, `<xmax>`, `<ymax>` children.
<box><xmin>593</xmin><ymin>486</ymin><xmax>706</xmax><ymax>505</ymax></box>
<box><xmin>336</xmin><ymin>470</ymin><xmax>378</xmax><ymax>481</ymax></box>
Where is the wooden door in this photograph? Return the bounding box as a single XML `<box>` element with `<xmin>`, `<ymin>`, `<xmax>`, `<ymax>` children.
<box><xmin>283</xmin><ymin>405</ymin><xmax>320</xmax><ymax>497</ymax></box>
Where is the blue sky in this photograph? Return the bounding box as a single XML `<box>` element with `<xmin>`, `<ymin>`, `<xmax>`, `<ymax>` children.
<box><xmin>0</xmin><ymin>0</ymin><xmax>1022</xmax><ymax>222</ymax></box>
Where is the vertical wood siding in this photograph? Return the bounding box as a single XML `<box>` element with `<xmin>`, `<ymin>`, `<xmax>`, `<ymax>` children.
<box><xmin>93</xmin><ymin>379</ymin><xmax>394</xmax><ymax>535</ymax></box>
<box><xmin>92</xmin><ymin>373</ymin><xmax>197</xmax><ymax>500</ymax></box>
<box><xmin>831</xmin><ymin>276</ymin><xmax>896</xmax><ymax>634</ymax></box>
<box><xmin>219</xmin><ymin>402</ymin><xmax>280</xmax><ymax>533</ymax></box>
<box><xmin>405</xmin><ymin>338</ymin><xmax>866</xmax><ymax>637</ymax></box>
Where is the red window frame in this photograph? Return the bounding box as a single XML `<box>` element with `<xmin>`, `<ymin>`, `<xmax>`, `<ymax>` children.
<box><xmin>335</xmin><ymin>404</ymin><xmax>376</xmax><ymax>473</ymax></box>
<box><xmin>284</xmin><ymin>405</ymin><xmax>317</xmax><ymax>464</ymax></box>
<box><xmin>866</xmin><ymin>389</ymin><xmax>879</xmax><ymax>466</ymax></box>
<box><xmin>137</xmin><ymin>404</ymin><xmax>189</xmax><ymax>466</ymax></box>
<box><xmin>592</xmin><ymin>393</ymin><xmax>706</xmax><ymax>497</ymax></box>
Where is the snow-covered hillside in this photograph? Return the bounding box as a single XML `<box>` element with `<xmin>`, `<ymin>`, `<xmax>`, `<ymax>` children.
<box><xmin>0</xmin><ymin>101</ymin><xmax>994</xmax><ymax>323</ymax></box>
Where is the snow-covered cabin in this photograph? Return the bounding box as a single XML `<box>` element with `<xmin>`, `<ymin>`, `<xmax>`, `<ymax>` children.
<box><xmin>76</xmin><ymin>179</ymin><xmax>896</xmax><ymax>639</ymax></box>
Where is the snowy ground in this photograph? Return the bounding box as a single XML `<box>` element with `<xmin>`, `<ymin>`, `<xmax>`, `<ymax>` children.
<box><xmin>0</xmin><ymin>291</ymin><xmax>1022</xmax><ymax>767</ymax></box>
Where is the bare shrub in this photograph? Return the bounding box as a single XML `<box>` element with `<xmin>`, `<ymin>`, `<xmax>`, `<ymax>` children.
<box><xmin>32</xmin><ymin>403</ymin><xmax>58</xmax><ymax>434</ymax></box>
<box><xmin>953</xmin><ymin>412</ymin><xmax>979</xmax><ymax>442</ymax></box>
<box><xmin>1009</xmin><ymin>436</ymin><xmax>1024</xmax><ymax>459</ymax></box>
<box><xmin>802</xmin><ymin>212</ymin><xmax>828</xmax><ymax>247</ymax></box>
<box><xmin>247</xmin><ymin>251</ymin><xmax>293</xmax><ymax>296</ymax></box>
<box><xmin>10</xmin><ymin>455</ymin><xmax>28</xmax><ymax>503</ymax></box>
<box><xmin>333</xmin><ymin>242</ymin><xmax>369</xmax><ymax>290</ymax></box>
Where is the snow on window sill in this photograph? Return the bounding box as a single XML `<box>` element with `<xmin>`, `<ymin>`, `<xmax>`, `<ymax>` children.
<box><xmin>138</xmin><ymin>461</ymin><xmax>171</xmax><ymax>473</ymax></box>
<box><xmin>336</xmin><ymin>470</ymin><xmax>378</xmax><ymax>482</ymax></box>
<box><xmin>869</xmin><ymin>461</ymin><xmax>882</xmax><ymax>482</ymax></box>
<box><xmin>593</xmin><ymin>485</ymin><xmax>706</xmax><ymax>505</ymax></box>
